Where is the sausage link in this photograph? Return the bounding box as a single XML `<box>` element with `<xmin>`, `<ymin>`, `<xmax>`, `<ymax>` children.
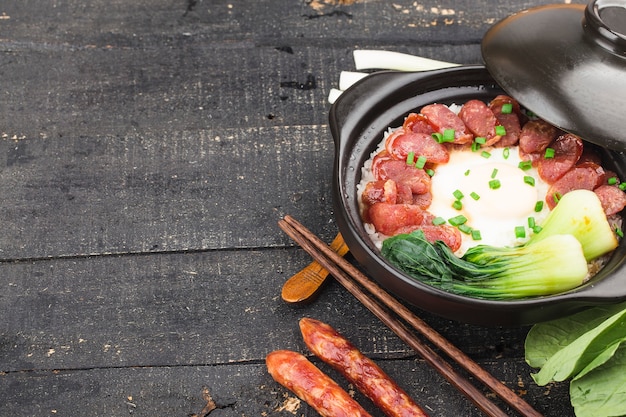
<box><xmin>266</xmin><ymin>350</ymin><xmax>373</xmax><ymax>417</ymax></box>
<box><xmin>300</xmin><ymin>318</ymin><xmax>430</xmax><ymax>417</ymax></box>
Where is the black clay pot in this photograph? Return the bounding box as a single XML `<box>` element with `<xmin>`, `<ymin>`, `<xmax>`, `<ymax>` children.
<box><xmin>329</xmin><ymin>66</ymin><xmax>626</xmax><ymax>326</ymax></box>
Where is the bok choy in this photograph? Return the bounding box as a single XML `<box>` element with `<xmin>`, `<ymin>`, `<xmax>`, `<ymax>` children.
<box><xmin>381</xmin><ymin>190</ymin><xmax>619</xmax><ymax>300</ymax></box>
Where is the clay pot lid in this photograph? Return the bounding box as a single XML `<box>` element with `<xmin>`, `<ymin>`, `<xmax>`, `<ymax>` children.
<box><xmin>482</xmin><ymin>0</ymin><xmax>626</xmax><ymax>151</ymax></box>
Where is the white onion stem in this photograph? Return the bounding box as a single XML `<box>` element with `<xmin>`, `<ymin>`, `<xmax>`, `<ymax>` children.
<box><xmin>353</xmin><ymin>50</ymin><xmax>459</xmax><ymax>71</ymax></box>
<box><xmin>339</xmin><ymin>71</ymin><xmax>368</xmax><ymax>91</ymax></box>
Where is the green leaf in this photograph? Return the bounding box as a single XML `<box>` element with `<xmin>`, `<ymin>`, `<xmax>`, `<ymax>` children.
<box><xmin>570</xmin><ymin>343</ymin><xmax>626</xmax><ymax>417</ymax></box>
<box><xmin>525</xmin><ymin>302</ymin><xmax>626</xmax><ymax>368</ymax></box>
<box><xmin>531</xmin><ymin>307</ymin><xmax>626</xmax><ymax>385</ymax></box>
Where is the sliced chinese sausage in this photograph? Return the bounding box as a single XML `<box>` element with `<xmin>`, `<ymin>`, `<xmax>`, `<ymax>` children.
<box><xmin>537</xmin><ymin>133</ymin><xmax>584</xmax><ymax>184</ymax></box>
<box><xmin>420</xmin><ymin>103</ymin><xmax>474</xmax><ymax>145</ymax></box>
<box><xmin>412</xmin><ymin>191</ymin><xmax>433</xmax><ymax>210</ymax></box>
<box><xmin>368</xmin><ymin>203</ymin><xmax>427</xmax><ymax>236</ymax></box>
<box><xmin>374</xmin><ymin>158</ymin><xmax>431</xmax><ymax>195</ymax></box>
<box><xmin>545</xmin><ymin>163</ymin><xmax>605</xmax><ymax>209</ymax></box>
<box><xmin>392</xmin><ymin>224</ymin><xmax>462</xmax><ymax>252</ymax></box>
<box><xmin>299</xmin><ymin>318</ymin><xmax>430</xmax><ymax>417</ymax></box>
<box><xmin>361</xmin><ymin>180</ymin><xmax>399</xmax><ymax>206</ymax></box>
<box><xmin>458</xmin><ymin>99</ymin><xmax>502</xmax><ymax>146</ymax></box>
<box><xmin>518</xmin><ymin>119</ymin><xmax>558</xmax><ymax>155</ymax></box>
<box><xmin>488</xmin><ymin>95</ymin><xmax>522</xmax><ymax>147</ymax></box>
<box><xmin>595</xmin><ymin>185</ymin><xmax>626</xmax><ymax>216</ymax></box>
<box><xmin>403</xmin><ymin>112</ymin><xmax>435</xmax><ymax>135</ymax></box>
<box><xmin>266</xmin><ymin>350</ymin><xmax>373</xmax><ymax>417</ymax></box>
<box><xmin>385</xmin><ymin>129</ymin><xmax>449</xmax><ymax>164</ymax></box>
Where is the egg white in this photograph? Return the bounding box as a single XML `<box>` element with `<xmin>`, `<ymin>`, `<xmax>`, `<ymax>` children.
<box><xmin>430</xmin><ymin>147</ymin><xmax>551</xmax><ymax>256</ymax></box>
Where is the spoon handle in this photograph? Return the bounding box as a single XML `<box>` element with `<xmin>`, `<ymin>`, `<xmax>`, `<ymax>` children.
<box><xmin>281</xmin><ymin>233</ymin><xmax>349</xmax><ymax>304</ymax></box>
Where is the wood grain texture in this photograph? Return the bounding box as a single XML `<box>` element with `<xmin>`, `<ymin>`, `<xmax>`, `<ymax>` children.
<box><xmin>0</xmin><ymin>0</ymin><xmax>587</xmax><ymax>415</ymax></box>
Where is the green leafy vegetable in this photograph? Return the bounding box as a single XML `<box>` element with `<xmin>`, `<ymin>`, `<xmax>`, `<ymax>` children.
<box><xmin>525</xmin><ymin>303</ymin><xmax>626</xmax><ymax>417</ymax></box>
<box><xmin>381</xmin><ymin>230</ymin><xmax>587</xmax><ymax>299</ymax></box>
<box><xmin>528</xmin><ymin>189</ymin><xmax>618</xmax><ymax>261</ymax></box>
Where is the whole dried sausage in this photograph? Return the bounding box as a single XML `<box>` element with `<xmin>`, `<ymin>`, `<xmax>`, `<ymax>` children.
<box><xmin>266</xmin><ymin>350</ymin><xmax>373</xmax><ymax>417</ymax></box>
<box><xmin>299</xmin><ymin>318</ymin><xmax>430</xmax><ymax>417</ymax></box>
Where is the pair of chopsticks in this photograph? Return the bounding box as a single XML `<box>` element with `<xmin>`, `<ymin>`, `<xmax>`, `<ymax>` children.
<box><xmin>278</xmin><ymin>215</ymin><xmax>543</xmax><ymax>417</ymax></box>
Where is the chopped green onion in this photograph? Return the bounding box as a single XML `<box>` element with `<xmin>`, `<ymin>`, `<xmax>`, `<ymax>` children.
<box><xmin>501</xmin><ymin>103</ymin><xmax>513</xmax><ymax>114</ymax></box>
<box><xmin>453</xmin><ymin>189</ymin><xmax>464</xmax><ymax>200</ymax></box>
<box><xmin>524</xmin><ymin>176</ymin><xmax>536</xmax><ymax>186</ymax></box>
<box><xmin>443</xmin><ymin>129</ymin><xmax>456</xmax><ymax>142</ymax></box>
<box><xmin>616</xmin><ymin>227</ymin><xmax>624</xmax><ymax>238</ymax></box>
<box><xmin>474</xmin><ymin>136</ymin><xmax>486</xmax><ymax>145</ymax></box>
<box><xmin>452</xmin><ymin>200</ymin><xmax>463</xmax><ymax>210</ymax></box>
<box><xmin>489</xmin><ymin>179</ymin><xmax>501</xmax><ymax>189</ymax></box>
<box><xmin>495</xmin><ymin>125</ymin><xmax>507</xmax><ymax>136</ymax></box>
<box><xmin>481</xmin><ymin>151</ymin><xmax>491</xmax><ymax>159</ymax></box>
<box><xmin>415</xmin><ymin>155</ymin><xmax>427</xmax><ymax>169</ymax></box>
<box><xmin>471</xmin><ymin>142</ymin><xmax>481</xmax><ymax>152</ymax></box>
<box><xmin>552</xmin><ymin>192</ymin><xmax>562</xmax><ymax>205</ymax></box>
<box><xmin>470</xmin><ymin>192</ymin><xmax>480</xmax><ymax>201</ymax></box>
<box><xmin>608</xmin><ymin>176</ymin><xmax>618</xmax><ymax>185</ymax></box>
<box><xmin>515</xmin><ymin>226</ymin><xmax>526</xmax><ymax>239</ymax></box>
<box><xmin>544</xmin><ymin>147</ymin><xmax>555</xmax><ymax>159</ymax></box>
<box><xmin>528</xmin><ymin>217</ymin><xmax>536</xmax><ymax>228</ymax></box>
<box><xmin>406</xmin><ymin>151</ymin><xmax>415</xmax><ymax>165</ymax></box>
<box><xmin>464</xmin><ymin>169</ymin><xmax>471</xmax><ymax>176</ymax></box>
<box><xmin>620</xmin><ymin>182</ymin><xmax>626</xmax><ymax>191</ymax></box>
<box><xmin>431</xmin><ymin>132</ymin><xmax>443</xmax><ymax>143</ymax></box>
<box><xmin>534</xmin><ymin>201</ymin><xmax>544</xmax><ymax>212</ymax></box>
<box><xmin>503</xmin><ymin>147</ymin><xmax>510</xmax><ymax>159</ymax></box>
<box><xmin>491</xmin><ymin>168</ymin><xmax>498</xmax><ymax>179</ymax></box>
<box><xmin>458</xmin><ymin>224</ymin><xmax>472</xmax><ymax>234</ymax></box>
<box><xmin>533</xmin><ymin>225</ymin><xmax>543</xmax><ymax>234</ymax></box>
<box><xmin>426</xmin><ymin>168</ymin><xmax>435</xmax><ymax>177</ymax></box>
<box><xmin>432</xmin><ymin>217</ymin><xmax>446</xmax><ymax>226</ymax></box>
<box><xmin>471</xmin><ymin>229</ymin><xmax>482</xmax><ymax>241</ymax></box>
<box><xmin>448</xmin><ymin>215</ymin><xmax>468</xmax><ymax>226</ymax></box>
<box><xmin>518</xmin><ymin>160</ymin><xmax>532</xmax><ymax>171</ymax></box>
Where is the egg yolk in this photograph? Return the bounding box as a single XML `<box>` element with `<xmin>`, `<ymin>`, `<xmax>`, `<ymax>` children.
<box><xmin>430</xmin><ymin>147</ymin><xmax>550</xmax><ymax>255</ymax></box>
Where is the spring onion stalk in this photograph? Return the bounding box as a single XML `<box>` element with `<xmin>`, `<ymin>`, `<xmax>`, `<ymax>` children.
<box><xmin>382</xmin><ymin>230</ymin><xmax>587</xmax><ymax>299</ymax></box>
<box><xmin>527</xmin><ymin>189</ymin><xmax>618</xmax><ymax>261</ymax></box>
<box><xmin>353</xmin><ymin>50</ymin><xmax>459</xmax><ymax>71</ymax></box>
<box><xmin>338</xmin><ymin>71</ymin><xmax>368</xmax><ymax>90</ymax></box>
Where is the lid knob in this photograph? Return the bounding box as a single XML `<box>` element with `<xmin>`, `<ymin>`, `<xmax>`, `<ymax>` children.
<box><xmin>583</xmin><ymin>0</ymin><xmax>626</xmax><ymax>55</ymax></box>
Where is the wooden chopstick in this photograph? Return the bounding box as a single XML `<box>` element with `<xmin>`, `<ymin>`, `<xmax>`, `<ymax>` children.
<box><xmin>279</xmin><ymin>215</ymin><xmax>543</xmax><ymax>417</ymax></box>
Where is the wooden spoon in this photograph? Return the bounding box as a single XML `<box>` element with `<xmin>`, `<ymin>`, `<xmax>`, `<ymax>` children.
<box><xmin>281</xmin><ymin>233</ymin><xmax>349</xmax><ymax>304</ymax></box>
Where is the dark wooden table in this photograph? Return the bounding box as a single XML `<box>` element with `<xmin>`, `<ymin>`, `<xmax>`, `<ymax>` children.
<box><xmin>0</xmin><ymin>1</ymin><xmax>588</xmax><ymax>416</ymax></box>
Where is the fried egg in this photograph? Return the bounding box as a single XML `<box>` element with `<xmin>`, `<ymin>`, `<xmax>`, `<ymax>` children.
<box><xmin>429</xmin><ymin>147</ymin><xmax>551</xmax><ymax>256</ymax></box>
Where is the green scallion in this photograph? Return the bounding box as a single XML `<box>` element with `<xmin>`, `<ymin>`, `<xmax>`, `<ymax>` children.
<box><xmin>452</xmin><ymin>200</ymin><xmax>463</xmax><ymax>210</ymax></box>
<box><xmin>518</xmin><ymin>160</ymin><xmax>532</xmax><ymax>171</ymax></box>
<box><xmin>515</xmin><ymin>226</ymin><xmax>526</xmax><ymax>239</ymax></box>
<box><xmin>524</xmin><ymin>176</ymin><xmax>535</xmax><ymax>186</ymax></box>
<box><xmin>426</xmin><ymin>168</ymin><xmax>435</xmax><ymax>177</ymax></box>
<box><xmin>406</xmin><ymin>151</ymin><xmax>415</xmax><ymax>165</ymax></box>
<box><xmin>470</xmin><ymin>192</ymin><xmax>480</xmax><ymax>201</ymax></box>
<box><xmin>448</xmin><ymin>215</ymin><xmax>468</xmax><ymax>226</ymax></box>
<box><xmin>443</xmin><ymin>129</ymin><xmax>455</xmax><ymax>142</ymax></box>
<box><xmin>453</xmin><ymin>189</ymin><xmax>464</xmax><ymax>200</ymax></box>
<box><xmin>534</xmin><ymin>201</ymin><xmax>544</xmax><ymax>212</ymax></box>
<box><xmin>544</xmin><ymin>147</ymin><xmax>555</xmax><ymax>159</ymax></box>
<box><xmin>415</xmin><ymin>155</ymin><xmax>427</xmax><ymax>169</ymax></box>
<box><xmin>495</xmin><ymin>125</ymin><xmax>507</xmax><ymax>136</ymax></box>
<box><xmin>503</xmin><ymin>147</ymin><xmax>510</xmax><ymax>159</ymax></box>
<box><xmin>432</xmin><ymin>217</ymin><xmax>446</xmax><ymax>226</ymax></box>
<box><xmin>501</xmin><ymin>103</ymin><xmax>513</xmax><ymax>114</ymax></box>
<box><xmin>489</xmin><ymin>179</ymin><xmax>501</xmax><ymax>189</ymax></box>
<box><xmin>608</xmin><ymin>177</ymin><xmax>618</xmax><ymax>185</ymax></box>
<box><xmin>528</xmin><ymin>217</ymin><xmax>536</xmax><ymax>228</ymax></box>
<box><xmin>616</xmin><ymin>227</ymin><xmax>624</xmax><ymax>238</ymax></box>
<box><xmin>481</xmin><ymin>151</ymin><xmax>491</xmax><ymax>159</ymax></box>
<box><xmin>432</xmin><ymin>132</ymin><xmax>443</xmax><ymax>143</ymax></box>
<box><xmin>458</xmin><ymin>224</ymin><xmax>472</xmax><ymax>235</ymax></box>
<box><xmin>620</xmin><ymin>182</ymin><xmax>626</xmax><ymax>191</ymax></box>
<box><xmin>464</xmin><ymin>169</ymin><xmax>471</xmax><ymax>176</ymax></box>
<box><xmin>475</xmin><ymin>137</ymin><xmax>486</xmax><ymax>145</ymax></box>
<box><xmin>471</xmin><ymin>229</ymin><xmax>482</xmax><ymax>241</ymax></box>
<box><xmin>491</xmin><ymin>168</ymin><xmax>498</xmax><ymax>179</ymax></box>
